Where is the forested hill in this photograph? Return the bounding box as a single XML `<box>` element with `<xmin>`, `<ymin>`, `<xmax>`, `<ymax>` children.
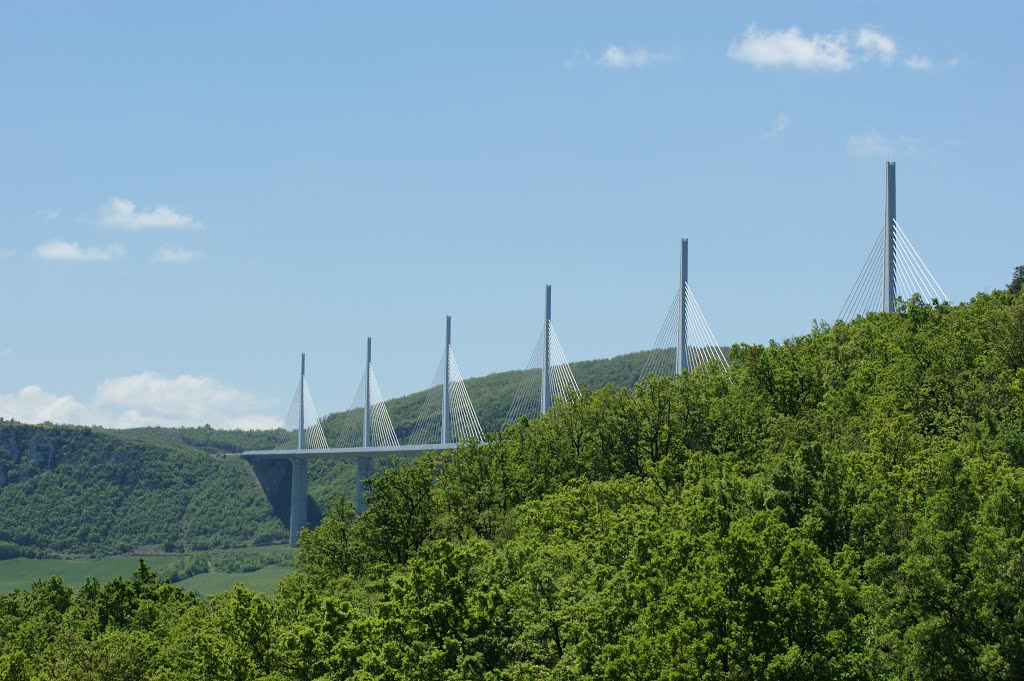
<box><xmin>0</xmin><ymin>347</ymin><xmax>720</xmax><ymax>558</ymax></box>
<box><xmin>0</xmin><ymin>423</ymin><xmax>287</xmax><ymax>557</ymax></box>
<box><xmin>321</xmin><ymin>348</ymin><xmax>689</xmax><ymax>444</ymax></box>
<box><xmin>1</xmin><ymin>287</ymin><xmax>1022</xmax><ymax>678</ymax></box>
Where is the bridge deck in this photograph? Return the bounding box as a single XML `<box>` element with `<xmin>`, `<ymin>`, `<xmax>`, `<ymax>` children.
<box><xmin>240</xmin><ymin>443</ymin><xmax>459</xmax><ymax>461</ymax></box>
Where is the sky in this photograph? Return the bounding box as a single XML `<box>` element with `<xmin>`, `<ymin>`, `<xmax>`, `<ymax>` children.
<box><xmin>1</xmin><ymin>1</ymin><xmax>1021</xmax><ymax>430</ymax></box>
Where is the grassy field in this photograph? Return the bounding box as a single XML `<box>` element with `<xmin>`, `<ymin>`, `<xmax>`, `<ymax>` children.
<box><xmin>174</xmin><ymin>565</ymin><xmax>294</xmax><ymax>595</ymax></box>
<box><xmin>0</xmin><ymin>555</ymin><xmax>181</xmax><ymax>593</ymax></box>
<box><xmin>0</xmin><ymin>550</ymin><xmax>294</xmax><ymax>596</ymax></box>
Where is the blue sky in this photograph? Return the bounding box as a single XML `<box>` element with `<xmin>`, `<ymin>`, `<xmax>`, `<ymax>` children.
<box><xmin>2</xmin><ymin>1</ymin><xmax>1021</xmax><ymax>429</ymax></box>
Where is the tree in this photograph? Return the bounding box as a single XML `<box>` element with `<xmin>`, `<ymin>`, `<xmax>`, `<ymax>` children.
<box><xmin>1009</xmin><ymin>265</ymin><xmax>1024</xmax><ymax>294</ymax></box>
<box><xmin>295</xmin><ymin>494</ymin><xmax>356</xmax><ymax>586</ymax></box>
<box><xmin>357</xmin><ymin>455</ymin><xmax>438</xmax><ymax>565</ymax></box>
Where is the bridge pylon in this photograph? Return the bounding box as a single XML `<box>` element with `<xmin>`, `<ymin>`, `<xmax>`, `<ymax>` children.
<box><xmin>542</xmin><ymin>285</ymin><xmax>552</xmax><ymax>414</ymax></box>
<box><xmin>289</xmin><ymin>353</ymin><xmax>308</xmax><ymax>547</ymax></box>
<box><xmin>442</xmin><ymin>316</ymin><xmax>452</xmax><ymax>444</ymax></box>
<box><xmin>883</xmin><ymin>162</ymin><xmax>897</xmax><ymax>313</ymax></box>
<box><xmin>637</xmin><ymin>238</ymin><xmax>728</xmax><ymax>382</ymax></box>
<box><xmin>355</xmin><ymin>338</ymin><xmax>375</xmax><ymax>514</ymax></box>
<box><xmin>677</xmin><ymin>239</ymin><xmax>688</xmax><ymax>374</ymax></box>
<box><xmin>839</xmin><ymin>162</ymin><xmax>947</xmax><ymax>320</ymax></box>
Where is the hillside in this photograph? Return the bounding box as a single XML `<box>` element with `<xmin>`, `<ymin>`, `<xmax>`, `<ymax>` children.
<box><xmin>307</xmin><ymin>348</ymin><xmax>721</xmax><ymax>518</ymax></box>
<box><xmin>0</xmin><ymin>423</ymin><xmax>286</xmax><ymax>556</ymax></box>
<box><xmin>0</xmin><ymin>347</ymin><xmax>702</xmax><ymax>557</ymax></box>
<box><xmin>1</xmin><ymin>288</ymin><xmax>1022</xmax><ymax>678</ymax></box>
<box><xmin>318</xmin><ymin>348</ymin><xmax>678</xmax><ymax>445</ymax></box>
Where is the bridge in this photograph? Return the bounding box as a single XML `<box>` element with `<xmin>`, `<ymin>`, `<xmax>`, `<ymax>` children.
<box><xmin>242</xmin><ymin>162</ymin><xmax>947</xmax><ymax>546</ymax></box>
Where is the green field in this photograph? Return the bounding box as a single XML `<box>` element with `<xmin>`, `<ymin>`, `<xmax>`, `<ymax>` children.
<box><xmin>0</xmin><ymin>556</ymin><xmax>180</xmax><ymax>593</ymax></box>
<box><xmin>174</xmin><ymin>565</ymin><xmax>294</xmax><ymax>595</ymax></box>
<box><xmin>0</xmin><ymin>551</ymin><xmax>294</xmax><ymax>596</ymax></box>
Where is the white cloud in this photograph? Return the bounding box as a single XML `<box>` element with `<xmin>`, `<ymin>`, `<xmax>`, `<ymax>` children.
<box><xmin>153</xmin><ymin>247</ymin><xmax>199</xmax><ymax>264</ymax></box>
<box><xmin>34</xmin><ymin>209</ymin><xmax>60</xmax><ymax>221</ymax></box>
<box><xmin>728</xmin><ymin>25</ymin><xmax>852</xmax><ymax>71</ymax></box>
<box><xmin>0</xmin><ymin>373</ymin><xmax>281</xmax><ymax>430</ymax></box>
<box><xmin>856</xmin><ymin>27</ymin><xmax>897</xmax><ymax>63</ymax></box>
<box><xmin>905</xmin><ymin>54</ymin><xmax>933</xmax><ymax>70</ymax></box>
<box><xmin>0</xmin><ymin>249</ymin><xmax>14</xmax><ymax>258</ymax></box>
<box><xmin>0</xmin><ymin>386</ymin><xmax>92</xmax><ymax>425</ymax></box>
<box><xmin>102</xmin><ymin>197</ymin><xmax>200</xmax><ymax>230</ymax></box>
<box><xmin>730</xmin><ymin>24</ymin><xmax>936</xmax><ymax>73</ymax></box>
<box><xmin>597</xmin><ymin>44</ymin><xmax>665</xmax><ymax>69</ymax></box>
<box><xmin>95</xmin><ymin>373</ymin><xmax>280</xmax><ymax>429</ymax></box>
<box><xmin>0</xmin><ymin>348</ymin><xmax>12</xmax><ymax>358</ymax></box>
<box><xmin>767</xmin><ymin>112</ymin><xmax>791</xmax><ymax>136</ymax></box>
<box><xmin>34</xmin><ymin>240</ymin><xmax>125</xmax><ymax>262</ymax></box>
<box><xmin>946</xmin><ymin>57</ymin><xmax>960</xmax><ymax>68</ymax></box>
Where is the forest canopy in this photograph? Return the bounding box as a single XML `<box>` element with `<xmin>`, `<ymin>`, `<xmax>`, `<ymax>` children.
<box><xmin>2</xmin><ymin>287</ymin><xmax>1023</xmax><ymax>679</ymax></box>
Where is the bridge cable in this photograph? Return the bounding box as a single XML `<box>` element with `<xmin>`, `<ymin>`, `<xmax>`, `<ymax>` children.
<box><xmin>839</xmin><ymin>231</ymin><xmax>884</xmax><ymax>321</ymax></box>
<box><xmin>894</xmin><ymin>220</ymin><xmax>947</xmax><ymax>302</ymax></box>
<box><xmin>407</xmin><ymin>358</ymin><xmax>445</xmax><ymax>445</ymax></box>
<box><xmin>504</xmin><ymin>331</ymin><xmax>544</xmax><ymax>425</ymax></box>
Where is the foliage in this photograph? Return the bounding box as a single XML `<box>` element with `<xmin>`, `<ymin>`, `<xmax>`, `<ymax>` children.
<box><xmin>1009</xmin><ymin>265</ymin><xmax>1024</xmax><ymax>294</ymax></box>
<box><xmin>106</xmin><ymin>425</ymin><xmax>288</xmax><ymax>456</ymax></box>
<box><xmin>0</xmin><ymin>424</ymin><xmax>285</xmax><ymax>556</ymax></box>
<box><xmin>318</xmin><ymin>349</ymin><xmax>680</xmax><ymax>447</ymax></box>
<box><xmin>2</xmin><ymin>289</ymin><xmax>1024</xmax><ymax>678</ymax></box>
<box><xmin>0</xmin><ymin>345</ymin><xmax>705</xmax><ymax>559</ymax></box>
<box><xmin>161</xmin><ymin>547</ymin><xmax>294</xmax><ymax>583</ymax></box>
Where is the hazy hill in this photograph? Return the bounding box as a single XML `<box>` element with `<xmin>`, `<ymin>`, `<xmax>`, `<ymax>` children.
<box><xmin>0</xmin><ymin>422</ymin><xmax>286</xmax><ymax>557</ymax></box>
<box><xmin>318</xmin><ymin>347</ymin><xmax>710</xmax><ymax>444</ymax></box>
<box><xmin>0</xmin><ymin>346</ymin><xmax>703</xmax><ymax>557</ymax></box>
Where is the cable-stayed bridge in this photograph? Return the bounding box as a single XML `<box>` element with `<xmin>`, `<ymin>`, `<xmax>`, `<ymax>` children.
<box><xmin>839</xmin><ymin>162</ymin><xmax>947</xmax><ymax>319</ymax></box>
<box><xmin>242</xmin><ymin>161</ymin><xmax>947</xmax><ymax>546</ymax></box>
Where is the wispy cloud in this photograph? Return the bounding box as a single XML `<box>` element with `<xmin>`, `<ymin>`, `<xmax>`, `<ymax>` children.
<box><xmin>563</xmin><ymin>49</ymin><xmax>592</xmax><ymax>69</ymax></box>
<box><xmin>34</xmin><ymin>209</ymin><xmax>60</xmax><ymax>221</ymax></box>
<box><xmin>0</xmin><ymin>373</ymin><xmax>281</xmax><ymax>429</ymax></box>
<box><xmin>730</xmin><ymin>24</ymin><xmax>935</xmax><ymax>72</ymax></box>
<box><xmin>846</xmin><ymin>131</ymin><xmax>918</xmax><ymax>157</ymax></box>
<box><xmin>597</xmin><ymin>44</ymin><xmax>666</xmax><ymax>69</ymax></box>
<box><xmin>0</xmin><ymin>249</ymin><xmax>15</xmax><ymax>258</ymax></box>
<box><xmin>0</xmin><ymin>348</ymin><xmax>12</xmax><ymax>358</ymax></box>
<box><xmin>767</xmin><ymin>112</ymin><xmax>791</xmax><ymax>137</ymax></box>
<box><xmin>102</xmin><ymin>197</ymin><xmax>200</xmax><ymax>230</ymax></box>
<box><xmin>0</xmin><ymin>386</ymin><xmax>91</xmax><ymax>425</ymax></box>
<box><xmin>904</xmin><ymin>55</ymin><xmax>933</xmax><ymax>70</ymax></box>
<box><xmin>856</xmin><ymin>27</ymin><xmax>897</xmax><ymax>63</ymax></box>
<box><xmin>153</xmin><ymin>247</ymin><xmax>199</xmax><ymax>264</ymax></box>
<box><xmin>847</xmin><ymin>131</ymin><xmax>891</xmax><ymax>156</ymax></box>
<box><xmin>94</xmin><ymin>372</ymin><xmax>279</xmax><ymax>429</ymax></box>
<box><xmin>728</xmin><ymin>25</ymin><xmax>852</xmax><ymax>71</ymax></box>
<box><xmin>34</xmin><ymin>240</ymin><xmax>125</xmax><ymax>262</ymax></box>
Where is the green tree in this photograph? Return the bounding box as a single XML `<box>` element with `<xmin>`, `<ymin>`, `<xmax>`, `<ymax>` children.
<box><xmin>295</xmin><ymin>493</ymin><xmax>357</xmax><ymax>586</ymax></box>
<box><xmin>357</xmin><ymin>455</ymin><xmax>438</xmax><ymax>566</ymax></box>
<box><xmin>1009</xmin><ymin>265</ymin><xmax>1024</xmax><ymax>294</ymax></box>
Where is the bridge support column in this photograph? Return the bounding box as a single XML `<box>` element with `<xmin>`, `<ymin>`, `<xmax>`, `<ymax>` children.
<box><xmin>442</xmin><ymin>316</ymin><xmax>451</xmax><ymax>444</ymax></box>
<box><xmin>356</xmin><ymin>337</ymin><xmax>373</xmax><ymax>514</ymax></box>
<box><xmin>288</xmin><ymin>352</ymin><xmax>308</xmax><ymax>547</ymax></box>
<box><xmin>677</xmin><ymin>238</ymin><xmax>688</xmax><ymax>373</ymax></box>
<box><xmin>355</xmin><ymin>457</ymin><xmax>374</xmax><ymax>514</ymax></box>
<box><xmin>883</xmin><ymin>161</ymin><xmax>896</xmax><ymax>313</ymax></box>
<box><xmin>541</xmin><ymin>284</ymin><xmax>552</xmax><ymax>414</ymax></box>
<box><xmin>289</xmin><ymin>458</ymin><xmax>308</xmax><ymax>547</ymax></box>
